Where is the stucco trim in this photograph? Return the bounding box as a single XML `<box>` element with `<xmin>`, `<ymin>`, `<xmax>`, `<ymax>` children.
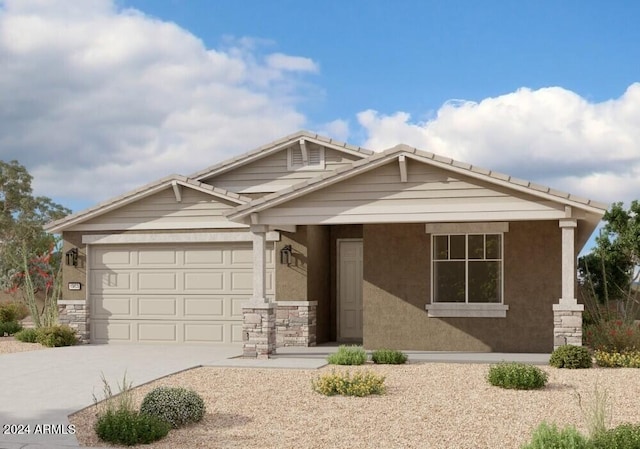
<box><xmin>425</xmin><ymin>222</ymin><xmax>509</xmax><ymax>234</ymax></box>
<box><xmin>426</xmin><ymin>303</ymin><xmax>509</xmax><ymax>318</ymax></box>
<box><xmin>275</xmin><ymin>301</ymin><xmax>319</xmax><ymax>307</ymax></box>
<box><xmin>82</xmin><ymin>231</ymin><xmax>281</xmax><ymax>245</ymax></box>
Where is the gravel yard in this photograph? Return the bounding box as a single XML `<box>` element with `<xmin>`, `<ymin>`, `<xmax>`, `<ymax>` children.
<box><xmin>2</xmin><ymin>339</ymin><xmax>638</xmax><ymax>448</ymax></box>
<box><xmin>69</xmin><ymin>363</ymin><xmax>640</xmax><ymax>449</ymax></box>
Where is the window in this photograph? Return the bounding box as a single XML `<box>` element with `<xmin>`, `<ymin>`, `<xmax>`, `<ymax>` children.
<box><xmin>288</xmin><ymin>145</ymin><xmax>325</xmax><ymax>170</ymax></box>
<box><xmin>432</xmin><ymin>233</ymin><xmax>503</xmax><ymax>304</ymax></box>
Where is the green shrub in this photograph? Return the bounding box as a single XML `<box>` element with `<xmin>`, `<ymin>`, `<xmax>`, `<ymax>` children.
<box><xmin>590</xmin><ymin>423</ymin><xmax>640</xmax><ymax>448</ymax></box>
<box><xmin>550</xmin><ymin>345</ymin><xmax>592</xmax><ymax>369</ymax></box>
<box><xmin>14</xmin><ymin>328</ymin><xmax>39</xmax><ymax>343</ymax></box>
<box><xmin>371</xmin><ymin>348</ymin><xmax>408</xmax><ymax>364</ymax></box>
<box><xmin>0</xmin><ymin>301</ymin><xmax>29</xmax><ymax>322</ymax></box>
<box><xmin>594</xmin><ymin>349</ymin><xmax>640</xmax><ymax>368</ymax></box>
<box><xmin>140</xmin><ymin>387</ymin><xmax>205</xmax><ymax>428</ymax></box>
<box><xmin>487</xmin><ymin>362</ymin><xmax>548</xmax><ymax>390</ymax></box>
<box><xmin>312</xmin><ymin>369</ymin><xmax>386</xmax><ymax>397</ymax></box>
<box><xmin>35</xmin><ymin>325</ymin><xmax>78</xmax><ymax>347</ymax></box>
<box><xmin>0</xmin><ymin>321</ymin><xmax>23</xmax><ymax>336</ymax></box>
<box><xmin>520</xmin><ymin>422</ymin><xmax>589</xmax><ymax>449</ymax></box>
<box><xmin>584</xmin><ymin>320</ymin><xmax>640</xmax><ymax>352</ymax></box>
<box><xmin>327</xmin><ymin>345</ymin><xmax>367</xmax><ymax>365</ymax></box>
<box><xmin>95</xmin><ymin>408</ymin><xmax>170</xmax><ymax>445</ymax></box>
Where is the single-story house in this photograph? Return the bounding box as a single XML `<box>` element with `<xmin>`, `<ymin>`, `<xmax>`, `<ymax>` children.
<box><xmin>45</xmin><ymin>131</ymin><xmax>607</xmax><ymax>357</ymax></box>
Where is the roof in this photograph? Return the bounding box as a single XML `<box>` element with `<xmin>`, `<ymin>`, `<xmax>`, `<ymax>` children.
<box><xmin>45</xmin><ymin>175</ymin><xmax>252</xmax><ymax>233</ymax></box>
<box><xmin>226</xmin><ymin>143</ymin><xmax>609</xmax><ymax>221</ymax></box>
<box><xmin>189</xmin><ymin>130</ymin><xmax>374</xmax><ymax>181</ymax></box>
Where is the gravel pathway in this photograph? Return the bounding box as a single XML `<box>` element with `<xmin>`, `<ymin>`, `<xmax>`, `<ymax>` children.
<box><xmin>0</xmin><ymin>336</ymin><xmax>45</xmax><ymax>354</ymax></box>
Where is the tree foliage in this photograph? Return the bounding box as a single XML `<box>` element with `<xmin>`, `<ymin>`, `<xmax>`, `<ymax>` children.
<box><xmin>0</xmin><ymin>160</ymin><xmax>70</xmax><ymax>325</ymax></box>
<box><xmin>579</xmin><ymin>201</ymin><xmax>640</xmax><ymax>320</ymax></box>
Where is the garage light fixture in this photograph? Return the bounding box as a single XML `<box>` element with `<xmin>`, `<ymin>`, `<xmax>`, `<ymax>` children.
<box><xmin>65</xmin><ymin>248</ymin><xmax>78</xmax><ymax>267</ymax></box>
<box><xmin>280</xmin><ymin>245</ymin><xmax>292</xmax><ymax>266</ymax></box>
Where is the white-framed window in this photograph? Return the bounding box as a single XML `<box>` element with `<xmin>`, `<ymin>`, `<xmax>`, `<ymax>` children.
<box><xmin>426</xmin><ymin>232</ymin><xmax>508</xmax><ymax>317</ymax></box>
<box><xmin>287</xmin><ymin>145</ymin><xmax>325</xmax><ymax>170</ymax></box>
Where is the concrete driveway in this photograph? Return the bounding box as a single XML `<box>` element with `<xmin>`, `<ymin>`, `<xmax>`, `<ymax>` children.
<box><xmin>0</xmin><ymin>343</ymin><xmax>241</xmax><ymax>448</ymax></box>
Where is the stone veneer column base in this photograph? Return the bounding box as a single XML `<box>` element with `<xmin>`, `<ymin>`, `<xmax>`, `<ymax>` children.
<box><xmin>58</xmin><ymin>299</ymin><xmax>90</xmax><ymax>343</ymax></box>
<box><xmin>242</xmin><ymin>300</ymin><xmax>276</xmax><ymax>359</ymax></box>
<box><xmin>552</xmin><ymin>303</ymin><xmax>584</xmax><ymax>349</ymax></box>
<box><xmin>275</xmin><ymin>301</ymin><xmax>317</xmax><ymax>347</ymax></box>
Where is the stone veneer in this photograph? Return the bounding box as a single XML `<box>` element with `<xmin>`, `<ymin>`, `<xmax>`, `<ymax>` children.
<box><xmin>552</xmin><ymin>304</ymin><xmax>584</xmax><ymax>348</ymax></box>
<box><xmin>242</xmin><ymin>301</ymin><xmax>276</xmax><ymax>359</ymax></box>
<box><xmin>58</xmin><ymin>299</ymin><xmax>90</xmax><ymax>343</ymax></box>
<box><xmin>275</xmin><ymin>301</ymin><xmax>317</xmax><ymax>347</ymax></box>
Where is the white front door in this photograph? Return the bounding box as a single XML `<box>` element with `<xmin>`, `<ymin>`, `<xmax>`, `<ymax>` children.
<box><xmin>338</xmin><ymin>239</ymin><xmax>363</xmax><ymax>340</ymax></box>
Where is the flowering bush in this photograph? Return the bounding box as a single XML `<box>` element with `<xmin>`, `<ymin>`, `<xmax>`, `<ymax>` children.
<box><xmin>584</xmin><ymin>320</ymin><xmax>640</xmax><ymax>352</ymax></box>
<box><xmin>312</xmin><ymin>370</ymin><xmax>386</xmax><ymax>396</ymax></box>
<box><xmin>594</xmin><ymin>350</ymin><xmax>640</xmax><ymax>368</ymax></box>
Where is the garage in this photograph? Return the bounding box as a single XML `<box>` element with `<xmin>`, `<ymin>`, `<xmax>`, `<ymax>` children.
<box><xmin>89</xmin><ymin>243</ymin><xmax>274</xmax><ymax>344</ymax></box>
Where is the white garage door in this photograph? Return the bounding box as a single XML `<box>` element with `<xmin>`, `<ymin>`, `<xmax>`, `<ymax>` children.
<box><xmin>89</xmin><ymin>243</ymin><xmax>274</xmax><ymax>344</ymax></box>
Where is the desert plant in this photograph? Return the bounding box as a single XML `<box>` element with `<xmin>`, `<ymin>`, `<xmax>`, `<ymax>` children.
<box><xmin>95</xmin><ymin>409</ymin><xmax>170</xmax><ymax>446</ymax></box>
<box><xmin>312</xmin><ymin>370</ymin><xmax>386</xmax><ymax>397</ymax></box>
<box><xmin>487</xmin><ymin>362</ymin><xmax>548</xmax><ymax>390</ymax></box>
<box><xmin>576</xmin><ymin>384</ymin><xmax>611</xmax><ymax>438</ymax></box>
<box><xmin>520</xmin><ymin>422</ymin><xmax>589</xmax><ymax>449</ymax></box>
<box><xmin>371</xmin><ymin>348</ymin><xmax>408</xmax><ymax>364</ymax></box>
<box><xmin>584</xmin><ymin>320</ymin><xmax>640</xmax><ymax>352</ymax></box>
<box><xmin>35</xmin><ymin>325</ymin><xmax>77</xmax><ymax>347</ymax></box>
<box><xmin>594</xmin><ymin>349</ymin><xmax>640</xmax><ymax>368</ymax></box>
<box><xmin>550</xmin><ymin>345</ymin><xmax>592</xmax><ymax>369</ymax></box>
<box><xmin>140</xmin><ymin>387</ymin><xmax>205</xmax><ymax>428</ymax></box>
<box><xmin>0</xmin><ymin>301</ymin><xmax>29</xmax><ymax>322</ymax></box>
<box><xmin>14</xmin><ymin>328</ymin><xmax>39</xmax><ymax>343</ymax></box>
<box><xmin>590</xmin><ymin>423</ymin><xmax>640</xmax><ymax>448</ymax></box>
<box><xmin>0</xmin><ymin>320</ymin><xmax>22</xmax><ymax>336</ymax></box>
<box><xmin>327</xmin><ymin>345</ymin><xmax>367</xmax><ymax>365</ymax></box>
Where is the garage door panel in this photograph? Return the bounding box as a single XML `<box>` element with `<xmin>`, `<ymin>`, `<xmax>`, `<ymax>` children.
<box><xmin>138</xmin><ymin>323</ymin><xmax>177</xmax><ymax>342</ymax></box>
<box><xmin>184</xmin><ymin>272</ymin><xmax>224</xmax><ymax>291</ymax></box>
<box><xmin>231</xmin><ymin>323</ymin><xmax>244</xmax><ymax>343</ymax></box>
<box><xmin>137</xmin><ymin>272</ymin><xmax>177</xmax><ymax>291</ymax></box>
<box><xmin>138</xmin><ymin>249</ymin><xmax>178</xmax><ymax>266</ymax></box>
<box><xmin>184</xmin><ymin>297</ymin><xmax>224</xmax><ymax>318</ymax></box>
<box><xmin>92</xmin><ymin>248</ymin><xmax>132</xmax><ymax>268</ymax></box>
<box><xmin>92</xmin><ymin>295</ymin><xmax>132</xmax><ymax>317</ymax></box>
<box><xmin>91</xmin><ymin>271</ymin><xmax>131</xmax><ymax>294</ymax></box>
<box><xmin>92</xmin><ymin>320</ymin><xmax>131</xmax><ymax>343</ymax></box>
<box><xmin>184</xmin><ymin>248</ymin><xmax>224</xmax><ymax>265</ymax></box>
<box><xmin>184</xmin><ymin>323</ymin><xmax>224</xmax><ymax>343</ymax></box>
<box><xmin>138</xmin><ymin>297</ymin><xmax>177</xmax><ymax>316</ymax></box>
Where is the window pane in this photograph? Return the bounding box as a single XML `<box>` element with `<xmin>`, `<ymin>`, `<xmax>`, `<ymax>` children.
<box><xmin>434</xmin><ymin>235</ymin><xmax>448</xmax><ymax>260</ymax></box>
<box><xmin>434</xmin><ymin>261</ymin><xmax>465</xmax><ymax>302</ymax></box>
<box><xmin>450</xmin><ymin>235</ymin><xmax>466</xmax><ymax>260</ymax></box>
<box><xmin>468</xmin><ymin>234</ymin><xmax>484</xmax><ymax>259</ymax></box>
<box><xmin>468</xmin><ymin>261</ymin><xmax>501</xmax><ymax>303</ymax></box>
<box><xmin>486</xmin><ymin>234</ymin><xmax>501</xmax><ymax>259</ymax></box>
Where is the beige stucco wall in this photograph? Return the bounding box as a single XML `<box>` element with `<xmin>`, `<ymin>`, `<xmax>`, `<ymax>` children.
<box><xmin>362</xmin><ymin>221</ymin><xmax>562</xmax><ymax>353</ymax></box>
<box><xmin>61</xmin><ymin>231</ymin><xmax>88</xmax><ymax>301</ymax></box>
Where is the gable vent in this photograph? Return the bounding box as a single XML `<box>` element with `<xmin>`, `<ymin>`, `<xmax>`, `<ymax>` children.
<box><xmin>288</xmin><ymin>145</ymin><xmax>325</xmax><ymax>170</ymax></box>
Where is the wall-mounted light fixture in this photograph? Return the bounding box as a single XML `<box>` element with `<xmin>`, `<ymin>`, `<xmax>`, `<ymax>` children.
<box><xmin>65</xmin><ymin>248</ymin><xmax>78</xmax><ymax>267</ymax></box>
<box><xmin>280</xmin><ymin>245</ymin><xmax>292</xmax><ymax>266</ymax></box>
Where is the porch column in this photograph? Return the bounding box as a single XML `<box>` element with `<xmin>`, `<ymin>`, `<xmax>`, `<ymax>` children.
<box><xmin>242</xmin><ymin>225</ymin><xmax>276</xmax><ymax>359</ymax></box>
<box><xmin>552</xmin><ymin>218</ymin><xmax>584</xmax><ymax>349</ymax></box>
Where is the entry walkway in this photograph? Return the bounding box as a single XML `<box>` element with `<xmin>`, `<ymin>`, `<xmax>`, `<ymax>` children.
<box><xmin>0</xmin><ymin>343</ymin><xmax>550</xmax><ymax>449</ymax></box>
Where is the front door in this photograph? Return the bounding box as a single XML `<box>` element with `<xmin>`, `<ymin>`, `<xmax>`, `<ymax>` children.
<box><xmin>338</xmin><ymin>239</ymin><xmax>363</xmax><ymax>340</ymax></box>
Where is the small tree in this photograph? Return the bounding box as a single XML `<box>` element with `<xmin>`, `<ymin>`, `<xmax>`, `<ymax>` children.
<box><xmin>578</xmin><ymin>201</ymin><xmax>640</xmax><ymax>322</ymax></box>
<box><xmin>0</xmin><ymin>160</ymin><xmax>69</xmax><ymax>326</ymax></box>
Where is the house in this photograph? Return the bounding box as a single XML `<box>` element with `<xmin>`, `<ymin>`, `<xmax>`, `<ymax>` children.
<box><xmin>45</xmin><ymin>131</ymin><xmax>607</xmax><ymax>357</ymax></box>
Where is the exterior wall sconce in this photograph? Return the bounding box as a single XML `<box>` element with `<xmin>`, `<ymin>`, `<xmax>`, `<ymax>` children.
<box><xmin>280</xmin><ymin>245</ymin><xmax>292</xmax><ymax>266</ymax></box>
<box><xmin>65</xmin><ymin>248</ymin><xmax>78</xmax><ymax>267</ymax></box>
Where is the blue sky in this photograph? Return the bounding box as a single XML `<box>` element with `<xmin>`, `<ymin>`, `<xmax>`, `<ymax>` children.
<box><xmin>1</xmin><ymin>0</ymin><xmax>639</xmax><ymax>235</ymax></box>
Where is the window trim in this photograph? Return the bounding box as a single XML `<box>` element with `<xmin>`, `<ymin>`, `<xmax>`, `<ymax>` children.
<box><xmin>427</xmin><ymin>231</ymin><xmax>507</xmax><ymax>318</ymax></box>
<box><xmin>287</xmin><ymin>146</ymin><xmax>325</xmax><ymax>171</ymax></box>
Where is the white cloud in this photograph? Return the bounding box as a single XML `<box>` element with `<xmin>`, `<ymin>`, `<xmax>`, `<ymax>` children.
<box><xmin>0</xmin><ymin>0</ymin><xmax>317</xmax><ymax>208</ymax></box>
<box><xmin>357</xmin><ymin>85</ymin><xmax>640</xmax><ymax>206</ymax></box>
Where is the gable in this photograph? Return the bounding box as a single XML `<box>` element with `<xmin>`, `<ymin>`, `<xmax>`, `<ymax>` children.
<box><xmin>249</xmin><ymin>158</ymin><xmax>571</xmax><ymax>226</ymax></box>
<box><xmin>64</xmin><ymin>187</ymin><xmax>245</xmax><ymax>231</ymax></box>
<box><xmin>202</xmin><ymin>142</ymin><xmax>363</xmax><ymax>195</ymax></box>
